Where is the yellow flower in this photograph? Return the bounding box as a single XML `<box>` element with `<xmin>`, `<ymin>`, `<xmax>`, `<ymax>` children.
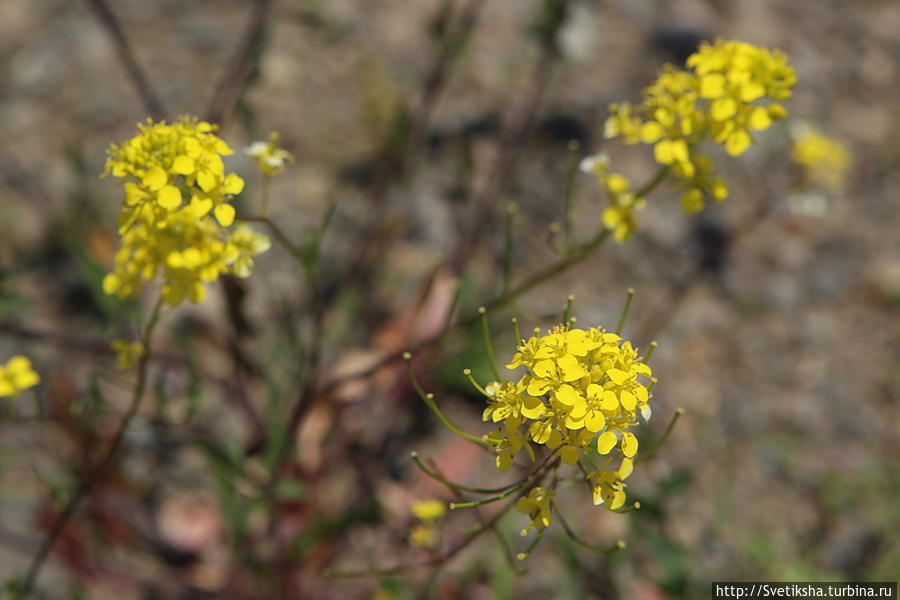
<box><xmin>245</xmin><ymin>132</ymin><xmax>294</xmax><ymax>176</ymax></box>
<box><xmin>669</xmin><ymin>153</ymin><xmax>729</xmax><ymax>213</ymax></box>
<box><xmin>604</xmin><ymin>39</ymin><xmax>795</xmax><ymax>214</ymax></box>
<box><xmin>587</xmin><ymin>457</ymin><xmax>634</xmax><ymax>509</ymax></box>
<box><xmin>409</xmin><ymin>499</ymin><xmax>446</xmax><ymax>548</ymax></box>
<box><xmin>102</xmin><ymin>117</ymin><xmax>270</xmax><ymax>306</ymax></box>
<box><xmin>515</xmin><ymin>487</ymin><xmax>555</xmax><ymax>533</ymax></box>
<box><xmin>0</xmin><ymin>355</ymin><xmax>40</xmax><ymax>397</ymax></box>
<box><xmin>110</xmin><ymin>339</ymin><xmax>145</xmax><ymax>370</ymax></box>
<box><xmin>580</xmin><ymin>154</ymin><xmax>644</xmax><ymax>242</ymax></box>
<box><xmin>791</xmin><ymin>124</ymin><xmax>851</xmax><ymax>193</ymax></box>
<box><xmin>484</xmin><ymin>325</ymin><xmax>652</xmax><ymax>505</ymax></box>
<box><xmin>411</xmin><ymin>499</ymin><xmax>446</xmax><ymax>522</ymax></box>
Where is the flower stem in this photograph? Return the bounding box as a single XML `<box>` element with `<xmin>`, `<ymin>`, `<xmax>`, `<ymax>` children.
<box><xmin>478</xmin><ymin>307</ymin><xmax>502</xmax><ymax>382</ymax></box>
<box><xmin>616</xmin><ymin>288</ymin><xmax>635</xmax><ymax>335</ymax></box>
<box><xmin>636</xmin><ymin>408</ymin><xmax>684</xmax><ymax>464</ymax></box>
<box><xmin>404</xmin><ymin>353</ymin><xmax>487</xmax><ymax>447</ymax></box>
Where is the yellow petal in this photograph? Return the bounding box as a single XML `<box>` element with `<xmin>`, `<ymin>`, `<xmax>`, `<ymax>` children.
<box><xmin>554</xmin><ymin>383</ymin><xmax>579</xmax><ymax>406</ymax></box>
<box><xmin>142</xmin><ymin>166</ymin><xmax>167</xmax><ymax>191</ymax></box>
<box><xmin>620</xmin><ymin>389</ymin><xmax>637</xmax><ymax>411</ymax></box>
<box><xmin>526</xmin><ymin>377</ymin><xmax>552</xmax><ymax>396</ymax></box>
<box><xmin>600</xmin><ymin>390</ymin><xmax>619</xmax><ymax>410</ymax></box>
<box><xmin>640</xmin><ymin>121</ymin><xmax>664</xmax><ymax>143</ymax></box>
<box><xmin>197</xmin><ymin>170</ymin><xmax>217</xmax><ymax>192</ymax></box>
<box><xmin>618</xmin><ymin>457</ymin><xmax>634</xmax><ymax>480</ymax></box>
<box><xmin>711</xmin><ymin>97</ymin><xmax>737</xmax><ymax>121</ymax></box>
<box><xmin>700</xmin><ymin>73</ymin><xmax>726</xmax><ymax>98</ymax></box>
<box><xmin>621</xmin><ymin>432</ymin><xmax>638</xmax><ymax>457</ymax></box>
<box><xmin>585</xmin><ymin>411</ymin><xmax>606</xmax><ymax>433</ymax></box>
<box><xmin>533</xmin><ymin>359</ymin><xmax>555</xmax><ymax>379</ymax></box>
<box><xmin>223</xmin><ymin>173</ymin><xmax>245</xmax><ymax>195</ymax></box>
<box><xmin>560</xmin><ymin>446</ymin><xmax>579</xmax><ymax>465</ymax></box>
<box><xmin>725</xmin><ymin>130</ymin><xmax>752</xmax><ymax>156</ymax></box>
<box><xmin>597</xmin><ymin>430</ymin><xmax>617</xmax><ymax>454</ymax></box>
<box><xmin>607</xmin><ymin>368</ymin><xmax>629</xmax><ymax>385</ymax></box>
<box><xmin>748</xmin><ymin>106</ymin><xmax>772</xmax><ymax>130</ymax></box>
<box><xmin>172</xmin><ymin>155</ymin><xmax>196</xmax><ymax>175</ymax></box>
<box><xmin>157</xmin><ymin>185</ymin><xmax>182</xmax><ymax>210</ymax></box>
<box><xmin>608</xmin><ymin>489</ymin><xmax>626</xmax><ymax>510</ymax></box>
<box><xmin>214</xmin><ymin>203</ymin><xmax>236</xmax><ymax>227</ymax></box>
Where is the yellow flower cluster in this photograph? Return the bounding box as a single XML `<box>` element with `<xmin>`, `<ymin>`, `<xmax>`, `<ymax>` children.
<box><xmin>483</xmin><ymin>326</ymin><xmax>653</xmax><ymax>511</ymax></box>
<box><xmin>111</xmin><ymin>339</ymin><xmax>145</xmax><ymax>370</ymax></box>
<box><xmin>606</xmin><ymin>39</ymin><xmax>795</xmax><ymax>212</ymax></box>
<box><xmin>580</xmin><ymin>154</ymin><xmax>643</xmax><ymax>242</ymax></box>
<box><xmin>245</xmin><ymin>132</ymin><xmax>295</xmax><ymax>176</ymax></box>
<box><xmin>791</xmin><ymin>124</ymin><xmax>851</xmax><ymax>193</ymax></box>
<box><xmin>0</xmin><ymin>355</ymin><xmax>40</xmax><ymax>398</ymax></box>
<box><xmin>102</xmin><ymin>118</ymin><xmax>270</xmax><ymax>306</ymax></box>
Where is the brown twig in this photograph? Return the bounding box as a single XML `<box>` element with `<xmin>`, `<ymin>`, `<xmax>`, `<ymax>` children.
<box><xmin>204</xmin><ymin>0</ymin><xmax>276</xmax><ymax>125</ymax></box>
<box><xmin>84</xmin><ymin>0</ymin><xmax>166</xmax><ymax>120</ymax></box>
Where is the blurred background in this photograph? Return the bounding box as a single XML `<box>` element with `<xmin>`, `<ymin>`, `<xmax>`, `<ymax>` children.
<box><xmin>1</xmin><ymin>0</ymin><xmax>899</xmax><ymax>598</ymax></box>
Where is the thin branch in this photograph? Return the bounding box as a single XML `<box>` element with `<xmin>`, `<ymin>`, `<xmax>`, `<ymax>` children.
<box><xmin>204</xmin><ymin>0</ymin><xmax>276</xmax><ymax>125</ymax></box>
<box><xmin>19</xmin><ymin>297</ymin><xmax>165</xmax><ymax>596</ymax></box>
<box><xmin>84</xmin><ymin>0</ymin><xmax>165</xmax><ymax>120</ymax></box>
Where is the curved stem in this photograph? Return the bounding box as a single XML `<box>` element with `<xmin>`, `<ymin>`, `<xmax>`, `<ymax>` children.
<box><xmin>636</xmin><ymin>408</ymin><xmax>684</xmax><ymax>464</ymax></box>
<box><xmin>404</xmin><ymin>354</ymin><xmax>487</xmax><ymax>447</ymax></box>
<box><xmin>411</xmin><ymin>452</ymin><xmax>521</xmax><ymax>495</ymax></box>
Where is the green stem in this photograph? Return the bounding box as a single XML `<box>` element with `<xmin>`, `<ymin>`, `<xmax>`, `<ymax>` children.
<box><xmin>634</xmin><ymin>165</ymin><xmax>669</xmax><ymax>198</ymax></box>
<box><xmin>562</xmin><ymin>140</ymin><xmax>580</xmax><ymax>239</ymax></box>
<box><xmin>478</xmin><ymin>307</ymin><xmax>502</xmax><ymax>382</ymax></box>
<box><xmin>562</xmin><ymin>294</ymin><xmax>574</xmax><ymax>328</ymax></box>
<box><xmin>553</xmin><ymin>499</ymin><xmax>627</xmax><ymax>554</ymax></box>
<box><xmin>636</xmin><ymin>408</ymin><xmax>684</xmax><ymax>464</ymax></box>
<box><xmin>616</xmin><ymin>288</ymin><xmax>635</xmax><ymax>335</ymax></box>
<box><xmin>404</xmin><ymin>353</ymin><xmax>487</xmax><ymax>447</ymax></box>
<box><xmin>410</xmin><ymin>452</ymin><xmax>521</xmax><ymax>495</ymax></box>
<box><xmin>463</xmin><ymin>369</ymin><xmax>490</xmax><ymax>397</ymax></box>
<box><xmin>643</xmin><ymin>340</ymin><xmax>658</xmax><ymax>363</ymax></box>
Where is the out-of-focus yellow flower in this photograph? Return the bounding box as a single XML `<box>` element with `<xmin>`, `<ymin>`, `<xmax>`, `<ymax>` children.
<box><xmin>102</xmin><ymin>117</ymin><xmax>270</xmax><ymax>306</ymax></box>
<box><xmin>580</xmin><ymin>154</ymin><xmax>644</xmax><ymax>242</ymax></box>
<box><xmin>670</xmin><ymin>153</ymin><xmax>729</xmax><ymax>213</ymax></box>
<box><xmin>0</xmin><ymin>355</ymin><xmax>40</xmax><ymax>397</ymax></box>
<box><xmin>245</xmin><ymin>132</ymin><xmax>294</xmax><ymax>176</ymax></box>
<box><xmin>409</xmin><ymin>499</ymin><xmax>446</xmax><ymax>548</ymax></box>
<box><xmin>791</xmin><ymin>124</ymin><xmax>850</xmax><ymax>193</ymax></box>
<box><xmin>111</xmin><ymin>339</ymin><xmax>145</xmax><ymax>370</ymax></box>
<box><xmin>411</xmin><ymin>499</ymin><xmax>446</xmax><ymax>521</ymax></box>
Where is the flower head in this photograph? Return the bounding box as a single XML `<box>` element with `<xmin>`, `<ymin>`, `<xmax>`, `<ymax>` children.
<box><xmin>791</xmin><ymin>124</ymin><xmax>850</xmax><ymax>193</ymax></box>
<box><xmin>245</xmin><ymin>132</ymin><xmax>294</xmax><ymax>176</ymax></box>
<box><xmin>409</xmin><ymin>499</ymin><xmax>446</xmax><ymax>548</ymax></box>
<box><xmin>102</xmin><ymin>118</ymin><xmax>270</xmax><ymax>306</ymax></box>
<box><xmin>604</xmin><ymin>39</ymin><xmax>795</xmax><ymax>214</ymax></box>
<box><xmin>0</xmin><ymin>355</ymin><xmax>40</xmax><ymax>397</ymax></box>
<box><xmin>580</xmin><ymin>154</ymin><xmax>643</xmax><ymax>242</ymax></box>
<box><xmin>483</xmin><ymin>324</ymin><xmax>653</xmax><ymax>511</ymax></box>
